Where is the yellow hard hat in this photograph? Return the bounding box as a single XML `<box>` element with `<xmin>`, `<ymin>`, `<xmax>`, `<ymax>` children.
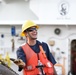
<box><xmin>20</xmin><ymin>20</ymin><xmax>39</xmax><ymax>36</ymax></box>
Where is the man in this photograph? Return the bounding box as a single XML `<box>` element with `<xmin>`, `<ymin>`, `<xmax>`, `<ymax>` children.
<box><xmin>15</xmin><ymin>20</ymin><xmax>57</xmax><ymax>75</ymax></box>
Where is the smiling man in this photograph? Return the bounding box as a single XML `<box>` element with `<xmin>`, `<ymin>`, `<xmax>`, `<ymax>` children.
<box><xmin>16</xmin><ymin>20</ymin><xmax>57</xmax><ymax>75</ymax></box>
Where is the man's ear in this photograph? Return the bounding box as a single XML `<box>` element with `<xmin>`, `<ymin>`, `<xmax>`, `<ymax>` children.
<box><xmin>24</xmin><ymin>31</ymin><xmax>27</xmax><ymax>36</ymax></box>
<box><xmin>25</xmin><ymin>32</ymin><xmax>28</xmax><ymax>37</ymax></box>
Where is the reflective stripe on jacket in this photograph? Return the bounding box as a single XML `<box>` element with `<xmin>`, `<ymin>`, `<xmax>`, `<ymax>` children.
<box><xmin>22</xmin><ymin>43</ymin><xmax>54</xmax><ymax>75</ymax></box>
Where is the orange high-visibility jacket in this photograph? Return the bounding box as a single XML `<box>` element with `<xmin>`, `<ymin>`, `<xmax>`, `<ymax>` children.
<box><xmin>22</xmin><ymin>44</ymin><xmax>54</xmax><ymax>75</ymax></box>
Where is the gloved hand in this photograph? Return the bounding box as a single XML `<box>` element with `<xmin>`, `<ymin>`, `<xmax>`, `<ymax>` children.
<box><xmin>10</xmin><ymin>58</ymin><xmax>25</xmax><ymax>68</ymax></box>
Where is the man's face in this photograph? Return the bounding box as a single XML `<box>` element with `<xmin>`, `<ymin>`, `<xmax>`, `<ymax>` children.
<box><xmin>26</xmin><ymin>26</ymin><xmax>38</xmax><ymax>40</ymax></box>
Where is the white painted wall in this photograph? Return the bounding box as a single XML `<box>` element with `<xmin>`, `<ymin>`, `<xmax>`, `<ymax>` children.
<box><xmin>0</xmin><ymin>0</ymin><xmax>38</xmax><ymax>21</ymax></box>
<box><xmin>0</xmin><ymin>0</ymin><xmax>76</xmax><ymax>24</ymax></box>
<box><xmin>30</xmin><ymin>0</ymin><xmax>76</xmax><ymax>24</ymax></box>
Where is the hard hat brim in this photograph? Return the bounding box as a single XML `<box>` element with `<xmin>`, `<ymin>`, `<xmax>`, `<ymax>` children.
<box><xmin>20</xmin><ymin>32</ymin><xmax>25</xmax><ymax>37</ymax></box>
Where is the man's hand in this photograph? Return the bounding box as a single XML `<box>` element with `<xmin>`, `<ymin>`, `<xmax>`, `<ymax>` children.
<box><xmin>10</xmin><ymin>58</ymin><xmax>25</xmax><ymax>68</ymax></box>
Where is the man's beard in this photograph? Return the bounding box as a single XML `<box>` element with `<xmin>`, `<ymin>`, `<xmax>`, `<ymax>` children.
<box><xmin>31</xmin><ymin>37</ymin><xmax>37</xmax><ymax>40</ymax></box>
<box><xmin>28</xmin><ymin>33</ymin><xmax>37</xmax><ymax>40</ymax></box>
